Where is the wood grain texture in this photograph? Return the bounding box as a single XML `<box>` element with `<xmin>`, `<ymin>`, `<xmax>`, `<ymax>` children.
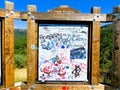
<box><xmin>2</xmin><ymin>86</ymin><xmax>21</xmax><ymax>90</ymax></box>
<box><xmin>28</xmin><ymin>5</ymin><xmax>36</xmax><ymax>12</ymax></box>
<box><xmin>112</xmin><ymin>20</ymin><xmax>120</xmax><ymax>87</ymax></box>
<box><xmin>48</xmin><ymin>5</ymin><xmax>80</xmax><ymax>13</ymax></box>
<box><xmin>0</xmin><ymin>9</ymin><xmax>20</xmax><ymax>19</ymax></box>
<box><xmin>21</xmin><ymin>12</ymin><xmax>106</xmax><ymax>21</ymax></box>
<box><xmin>5</xmin><ymin>1</ymin><xmax>14</xmax><ymax>10</ymax></box>
<box><xmin>35</xmin><ymin>23</ymin><xmax>38</xmax><ymax>82</ymax></box>
<box><xmin>21</xmin><ymin>84</ymin><xmax>105</xmax><ymax>90</ymax></box>
<box><xmin>0</xmin><ymin>84</ymin><xmax>115</xmax><ymax>90</ymax></box>
<box><xmin>4</xmin><ymin>18</ymin><xmax>14</xmax><ymax>87</ymax></box>
<box><xmin>27</xmin><ymin>5</ymin><xmax>37</xmax><ymax>84</ymax></box>
<box><xmin>111</xmin><ymin>6</ymin><xmax>120</xmax><ymax>88</ymax></box>
<box><xmin>27</xmin><ymin>19</ymin><xmax>36</xmax><ymax>84</ymax></box>
<box><xmin>1</xmin><ymin>18</ymin><xmax>14</xmax><ymax>88</ymax></box>
<box><xmin>91</xmin><ymin>21</ymin><xmax>100</xmax><ymax>85</ymax></box>
<box><xmin>90</xmin><ymin>7</ymin><xmax>100</xmax><ymax>85</ymax></box>
<box><xmin>91</xmin><ymin>7</ymin><xmax>101</xmax><ymax>14</ymax></box>
<box><xmin>0</xmin><ymin>2</ymin><xmax>19</xmax><ymax>88</ymax></box>
<box><xmin>0</xmin><ymin>9</ymin><xmax>6</xmax><ymax>17</ymax></box>
<box><xmin>2</xmin><ymin>19</ymin><xmax>5</xmax><ymax>88</ymax></box>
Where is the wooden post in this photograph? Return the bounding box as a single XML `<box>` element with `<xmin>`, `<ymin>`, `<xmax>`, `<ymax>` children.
<box><xmin>27</xmin><ymin>5</ymin><xmax>37</xmax><ymax>84</ymax></box>
<box><xmin>91</xmin><ymin>7</ymin><xmax>101</xmax><ymax>85</ymax></box>
<box><xmin>2</xmin><ymin>1</ymin><xmax>15</xmax><ymax>87</ymax></box>
<box><xmin>91</xmin><ymin>7</ymin><xmax>101</xmax><ymax>14</ymax></box>
<box><xmin>5</xmin><ymin>1</ymin><xmax>14</xmax><ymax>11</ymax></box>
<box><xmin>28</xmin><ymin>5</ymin><xmax>37</xmax><ymax>12</ymax></box>
<box><xmin>2</xmin><ymin>17</ymin><xmax>5</xmax><ymax>87</ymax></box>
<box><xmin>112</xmin><ymin>6</ymin><xmax>120</xmax><ymax>88</ymax></box>
<box><xmin>4</xmin><ymin>17</ymin><xmax>14</xmax><ymax>87</ymax></box>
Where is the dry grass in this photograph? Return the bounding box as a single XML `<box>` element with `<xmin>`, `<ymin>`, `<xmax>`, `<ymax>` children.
<box><xmin>14</xmin><ymin>68</ymin><xmax>27</xmax><ymax>83</ymax></box>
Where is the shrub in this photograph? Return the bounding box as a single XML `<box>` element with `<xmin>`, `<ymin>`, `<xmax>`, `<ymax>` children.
<box><xmin>14</xmin><ymin>54</ymin><xmax>27</xmax><ymax>68</ymax></box>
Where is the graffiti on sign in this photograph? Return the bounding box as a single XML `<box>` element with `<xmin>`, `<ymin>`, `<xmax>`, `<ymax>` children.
<box><xmin>38</xmin><ymin>24</ymin><xmax>88</xmax><ymax>81</ymax></box>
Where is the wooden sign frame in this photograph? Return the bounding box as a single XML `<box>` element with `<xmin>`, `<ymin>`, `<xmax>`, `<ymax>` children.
<box><xmin>0</xmin><ymin>1</ymin><xmax>20</xmax><ymax>88</ymax></box>
<box><xmin>21</xmin><ymin>5</ymin><xmax>105</xmax><ymax>85</ymax></box>
<box><xmin>0</xmin><ymin>1</ymin><xmax>120</xmax><ymax>89</ymax></box>
<box><xmin>37</xmin><ymin>20</ymin><xmax>92</xmax><ymax>84</ymax></box>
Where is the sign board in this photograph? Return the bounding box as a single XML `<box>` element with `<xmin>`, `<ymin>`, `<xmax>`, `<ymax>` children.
<box><xmin>38</xmin><ymin>24</ymin><xmax>89</xmax><ymax>82</ymax></box>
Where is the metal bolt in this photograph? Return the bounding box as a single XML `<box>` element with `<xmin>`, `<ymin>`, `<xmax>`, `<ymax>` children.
<box><xmin>6</xmin><ymin>14</ymin><xmax>9</xmax><ymax>18</ymax></box>
<box><xmin>31</xmin><ymin>84</ymin><xmax>35</xmax><ymax>89</ymax></box>
<box><xmin>10</xmin><ymin>11</ymin><xmax>14</xmax><ymax>15</ymax></box>
<box><xmin>91</xmin><ymin>86</ymin><xmax>95</xmax><ymax>89</ymax></box>
<box><xmin>31</xmin><ymin>45</ymin><xmax>35</xmax><ymax>49</ymax></box>
<box><xmin>97</xmin><ymin>15</ymin><xmax>100</xmax><ymax>18</ymax></box>
<box><xmin>93</xmin><ymin>18</ymin><xmax>96</xmax><ymax>21</ymax></box>
<box><xmin>28</xmin><ymin>12</ymin><xmax>31</xmax><ymax>16</ymax></box>
<box><xmin>31</xmin><ymin>16</ymin><xmax>35</xmax><ymax>20</ymax></box>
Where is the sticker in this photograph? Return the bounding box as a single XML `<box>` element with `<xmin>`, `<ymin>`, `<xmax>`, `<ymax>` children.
<box><xmin>72</xmin><ymin>65</ymin><xmax>81</xmax><ymax>78</ymax></box>
<box><xmin>62</xmin><ymin>86</ymin><xmax>69</xmax><ymax>90</ymax></box>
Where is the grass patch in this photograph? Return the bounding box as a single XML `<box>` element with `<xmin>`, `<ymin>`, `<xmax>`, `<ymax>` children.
<box><xmin>14</xmin><ymin>68</ymin><xmax>27</xmax><ymax>83</ymax></box>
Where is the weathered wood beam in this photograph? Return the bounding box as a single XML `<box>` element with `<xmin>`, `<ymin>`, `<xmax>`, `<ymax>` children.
<box><xmin>4</xmin><ymin>18</ymin><xmax>14</xmax><ymax>87</ymax></box>
<box><xmin>0</xmin><ymin>1</ymin><xmax>20</xmax><ymax>19</ymax></box>
<box><xmin>91</xmin><ymin>7</ymin><xmax>101</xmax><ymax>14</ymax></box>
<box><xmin>112</xmin><ymin>5</ymin><xmax>120</xmax><ymax>88</ymax></box>
<box><xmin>106</xmin><ymin>14</ymin><xmax>113</xmax><ymax>22</ymax></box>
<box><xmin>27</xmin><ymin>5</ymin><xmax>37</xmax><ymax>84</ymax></box>
<box><xmin>0</xmin><ymin>9</ymin><xmax>20</xmax><ymax>19</ymax></box>
<box><xmin>1</xmin><ymin>1</ymin><xmax>15</xmax><ymax>88</ymax></box>
<box><xmin>28</xmin><ymin>5</ymin><xmax>36</xmax><ymax>12</ymax></box>
<box><xmin>91</xmin><ymin>7</ymin><xmax>100</xmax><ymax>85</ymax></box>
<box><xmin>21</xmin><ymin>84</ymin><xmax>105</xmax><ymax>90</ymax></box>
<box><xmin>106</xmin><ymin>6</ymin><xmax>120</xmax><ymax>22</ymax></box>
<box><xmin>21</xmin><ymin>12</ymin><xmax>106</xmax><ymax>21</ymax></box>
<box><xmin>106</xmin><ymin>13</ymin><xmax>120</xmax><ymax>22</ymax></box>
<box><xmin>5</xmin><ymin>1</ymin><xmax>14</xmax><ymax>11</ymax></box>
<box><xmin>0</xmin><ymin>9</ymin><xmax>6</xmax><ymax>17</ymax></box>
<box><xmin>2</xmin><ymin>17</ymin><xmax>5</xmax><ymax>88</ymax></box>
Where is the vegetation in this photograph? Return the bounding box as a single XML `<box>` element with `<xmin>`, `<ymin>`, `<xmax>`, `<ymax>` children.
<box><xmin>14</xmin><ymin>29</ymin><xmax>27</xmax><ymax>68</ymax></box>
<box><xmin>100</xmin><ymin>24</ymin><xmax>113</xmax><ymax>84</ymax></box>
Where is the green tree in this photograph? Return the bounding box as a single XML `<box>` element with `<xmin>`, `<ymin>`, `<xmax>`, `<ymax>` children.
<box><xmin>14</xmin><ymin>29</ymin><xmax>27</xmax><ymax>68</ymax></box>
<box><xmin>100</xmin><ymin>24</ymin><xmax>113</xmax><ymax>84</ymax></box>
<box><xmin>100</xmin><ymin>24</ymin><xmax>112</xmax><ymax>73</ymax></box>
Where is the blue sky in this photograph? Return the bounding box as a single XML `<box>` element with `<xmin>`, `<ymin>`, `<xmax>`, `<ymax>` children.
<box><xmin>0</xmin><ymin>0</ymin><xmax>4</xmax><ymax>8</ymax></box>
<box><xmin>1</xmin><ymin>0</ymin><xmax>120</xmax><ymax>29</ymax></box>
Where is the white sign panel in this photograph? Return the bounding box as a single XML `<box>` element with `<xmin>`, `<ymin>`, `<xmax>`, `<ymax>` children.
<box><xmin>38</xmin><ymin>24</ymin><xmax>88</xmax><ymax>82</ymax></box>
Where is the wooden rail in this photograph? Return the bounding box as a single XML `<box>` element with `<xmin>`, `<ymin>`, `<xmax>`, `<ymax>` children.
<box><xmin>0</xmin><ymin>1</ymin><xmax>20</xmax><ymax>88</ymax></box>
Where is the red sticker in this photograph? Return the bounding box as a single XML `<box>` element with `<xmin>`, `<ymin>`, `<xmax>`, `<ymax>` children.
<box><xmin>62</xmin><ymin>86</ymin><xmax>68</xmax><ymax>90</ymax></box>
